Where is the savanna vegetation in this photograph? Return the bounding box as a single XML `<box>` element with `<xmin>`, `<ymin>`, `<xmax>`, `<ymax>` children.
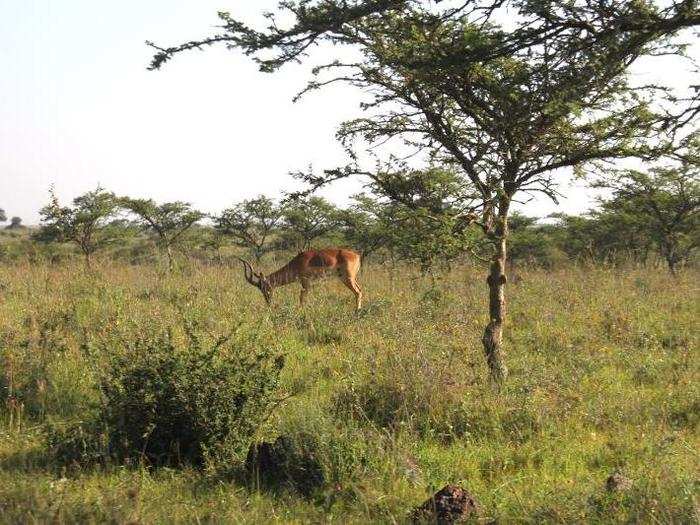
<box><xmin>2</xmin><ymin>0</ymin><xmax>699</xmax><ymax>522</ymax></box>
<box><xmin>0</xmin><ymin>174</ymin><xmax>698</xmax><ymax>522</ymax></box>
<box><xmin>0</xmin><ymin>255</ymin><xmax>697</xmax><ymax>523</ymax></box>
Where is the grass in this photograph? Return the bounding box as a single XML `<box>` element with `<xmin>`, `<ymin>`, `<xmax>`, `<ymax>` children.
<box><xmin>0</xmin><ymin>260</ymin><xmax>698</xmax><ymax>523</ymax></box>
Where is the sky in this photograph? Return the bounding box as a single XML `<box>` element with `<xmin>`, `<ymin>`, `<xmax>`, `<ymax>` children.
<box><xmin>1</xmin><ymin>1</ymin><xmax>697</xmax><ymax>224</ymax></box>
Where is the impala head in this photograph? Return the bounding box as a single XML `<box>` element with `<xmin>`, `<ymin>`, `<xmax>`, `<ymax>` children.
<box><xmin>237</xmin><ymin>257</ymin><xmax>273</xmax><ymax>305</ymax></box>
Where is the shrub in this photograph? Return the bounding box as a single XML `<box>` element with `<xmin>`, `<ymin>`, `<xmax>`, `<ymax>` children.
<box><xmin>47</xmin><ymin>322</ymin><xmax>285</xmax><ymax>469</ymax></box>
<box><xmin>45</xmin><ymin>418</ymin><xmax>109</xmax><ymax>467</ymax></box>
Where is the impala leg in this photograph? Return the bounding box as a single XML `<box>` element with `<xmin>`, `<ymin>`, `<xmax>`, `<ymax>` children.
<box><xmin>342</xmin><ymin>278</ymin><xmax>363</xmax><ymax>311</ymax></box>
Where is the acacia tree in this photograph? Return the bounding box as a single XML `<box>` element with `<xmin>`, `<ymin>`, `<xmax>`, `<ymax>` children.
<box><xmin>592</xmin><ymin>166</ymin><xmax>699</xmax><ymax>275</ymax></box>
<box><xmin>337</xmin><ymin>195</ymin><xmax>392</xmax><ymax>260</ymax></box>
<box><xmin>6</xmin><ymin>217</ymin><xmax>23</xmax><ymax>230</ymax></box>
<box><xmin>150</xmin><ymin>1</ymin><xmax>699</xmax><ymax>383</ymax></box>
<box><xmin>215</xmin><ymin>196</ymin><xmax>282</xmax><ymax>262</ymax></box>
<box><xmin>121</xmin><ymin>198</ymin><xmax>204</xmax><ymax>271</ymax></box>
<box><xmin>278</xmin><ymin>196</ymin><xmax>340</xmax><ymax>251</ymax></box>
<box><xmin>546</xmin><ymin>211</ymin><xmax>653</xmax><ymax>265</ymax></box>
<box><xmin>36</xmin><ymin>187</ymin><xmax>119</xmax><ymax>268</ymax></box>
<box><xmin>342</xmin><ymin>167</ymin><xmax>481</xmax><ymax>270</ymax></box>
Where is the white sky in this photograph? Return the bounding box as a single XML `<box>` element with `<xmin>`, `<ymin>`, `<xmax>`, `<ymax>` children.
<box><xmin>1</xmin><ymin>1</ymin><xmax>697</xmax><ymax>224</ymax></box>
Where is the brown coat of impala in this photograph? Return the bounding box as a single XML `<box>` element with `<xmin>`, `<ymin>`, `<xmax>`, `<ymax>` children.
<box><xmin>237</xmin><ymin>248</ymin><xmax>363</xmax><ymax>310</ymax></box>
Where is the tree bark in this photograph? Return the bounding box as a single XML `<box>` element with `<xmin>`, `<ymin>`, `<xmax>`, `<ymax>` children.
<box><xmin>482</xmin><ymin>200</ymin><xmax>509</xmax><ymax>385</ymax></box>
<box><xmin>166</xmin><ymin>245</ymin><xmax>174</xmax><ymax>272</ymax></box>
<box><xmin>660</xmin><ymin>239</ymin><xmax>679</xmax><ymax>277</ymax></box>
<box><xmin>666</xmin><ymin>253</ymin><xmax>678</xmax><ymax>277</ymax></box>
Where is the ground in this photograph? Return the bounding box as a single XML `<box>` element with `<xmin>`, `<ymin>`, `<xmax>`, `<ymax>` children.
<box><xmin>0</xmin><ymin>261</ymin><xmax>697</xmax><ymax>523</ymax></box>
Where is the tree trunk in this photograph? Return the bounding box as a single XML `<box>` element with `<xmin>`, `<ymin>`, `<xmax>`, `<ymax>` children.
<box><xmin>666</xmin><ymin>254</ymin><xmax>678</xmax><ymax>277</ymax></box>
<box><xmin>660</xmin><ymin>240</ymin><xmax>678</xmax><ymax>277</ymax></box>
<box><xmin>482</xmin><ymin>202</ymin><xmax>509</xmax><ymax>385</ymax></box>
<box><xmin>166</xmin><ymin>245</ymin><xmax>174</xmax><ymax>272</ymax></box>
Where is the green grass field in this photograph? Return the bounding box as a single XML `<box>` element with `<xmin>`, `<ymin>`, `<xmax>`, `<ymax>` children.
<box><xmin>0</xmin><ymin>261</ymin><xmax>698</xmax><ymax>523</ymax></box>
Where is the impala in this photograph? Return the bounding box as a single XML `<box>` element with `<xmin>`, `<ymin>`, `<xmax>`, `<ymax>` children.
<box><xmin>237</xmin><ymin>248</ymin><xmax>363</xmax><ymax>310</ymax></box>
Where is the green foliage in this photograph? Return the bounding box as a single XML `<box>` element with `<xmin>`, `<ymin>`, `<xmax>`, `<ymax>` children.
<box><xmin>278</xmin><ymin>196</ymin><xmax>340</xmax><ymax>251</ymax></box>
<box><xmin>120</xmin><ymin>197</ymin><xmax>204</xmax><ymax>270</ymax></box>
<box><xmin>48</xmin><ymin>322</ymin><xmax>285</xmax><ymax>469</ymax></box>
<box><xmin>507</xmin><ymin>213</ymin><xmax>567</xmax><ymax>268</ymax></box>
<box><xmin>35</xmin><ymin>187</ymin><xmax>120</xmax><ymax>267</ymax></box>
<box><xmin>215</xmin><ymin>196</ymin><xmax>282</xmax><ymax>261</ymax></box>
<box><xmin>0</xmin><ymin>208</ymin><xmax>6</xmax><ymax>223</ymax></box>
<box><xmin>352</xmin><ymin>168</ymin><xmax>482</xmax><ymax>271</ymax></box>
<box><xmin>592</xmin><ymin>161</ymin><xmax>700</xmax><ymax>273</ymax></box>
<box><xmin>337</xmin><ymin>195</ymin><xmax>391</xmax><ymax>259</ymax></box>
<box><xmin>0</xmin><ymin>230</ymin><xmax>72</xmax><ymax>264</ymax></box>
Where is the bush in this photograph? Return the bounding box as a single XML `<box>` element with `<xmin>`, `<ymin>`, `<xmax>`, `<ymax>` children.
<box><xmin>45</xmin><ymin>418</ymin><xmax>109</xmax><ymax>467</ymax></box>
<box><xmin>47</xmin><ymin>322</ymin><xmax>285</xmax><ymax>469</ymax></box>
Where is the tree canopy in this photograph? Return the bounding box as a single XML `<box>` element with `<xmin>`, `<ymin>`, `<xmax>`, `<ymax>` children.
<box><xmin>591</xmin><ymin>159</ymin><xmax>699</xmax><ymax>274</ymax></box>
<box><xmin>121</xmin><ymin>198</ymin><xmax>205</xmax><ymax>271</ymax></box>
<box><xmin>215</xmin><ymin>196</ymin><xmax>282</xmax><ymax>261</ymax></box>
<box><xmin>36</xmin><ymin>187</ymin><xmax>120</xmax><ymax>268</ymax></box>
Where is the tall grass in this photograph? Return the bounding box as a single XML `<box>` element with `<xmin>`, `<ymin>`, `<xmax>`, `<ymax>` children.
<box><xmin>0</xmin><ymin>260</ymin><xmax>697</xmax><ymax>523</ymax></box>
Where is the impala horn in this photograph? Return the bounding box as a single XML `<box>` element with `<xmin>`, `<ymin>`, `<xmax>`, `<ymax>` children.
<box><xmin>236</xmin><ymin>257</ymin><xmax>261</xmax><ymax>286</ymax></box>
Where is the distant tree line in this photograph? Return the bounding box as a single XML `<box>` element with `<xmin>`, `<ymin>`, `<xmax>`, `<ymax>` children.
<box><xmin>0</xmin><ymin>208</ymin><xmax>24</xmax><ymax>230</ymax></box>
<box><xmin>0</xmin><ymin>160</ymin><xmax>697</xmax><ymax>273</ymax></box>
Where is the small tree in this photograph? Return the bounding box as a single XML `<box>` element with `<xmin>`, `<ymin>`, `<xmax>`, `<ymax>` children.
<box><xmin>0</xmin><ymin>209</ymin><xmax>6</xmax><ymax>223</ymax></box>
<box><xmin>278</xmin><ymin>196</ymin><xmax>339</xmax><ymax>251</ymax></box>
<box><xmin>121</xmin><ymin>198</ymin><xmax>204</xmax><ymax>271</ymax></box>
<box><xmin>215</xmin><ymin>196</ymin><xmax>282</xmax><ymax>262</ymax></box>
<box><xmin>592</xmin><ymin>164</ymin><xmax>699</xmax><ymax>275</ymax></box>
<box><xmin>337</xmin><ymin>195</ymin><xmax>391</xmax><ymax>260</ymax></box>
<box><xmin>341</xmin><ymin>168</ymin><xmax>481</xmax><ymax>271</ymax></box>
<box><xmin>6</xmin><ymin>217</ymin><xmax>23</xmax><ymax>230</ymax></box>
<box><xmin>36</xmin><ymin>187</ymin><xmax>119</xmax><ymax>268</ymax></box>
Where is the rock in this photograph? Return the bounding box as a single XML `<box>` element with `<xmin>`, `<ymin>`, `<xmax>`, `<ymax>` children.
<box><xmin>410</xmin><ymin>484</ymin><xmax>478</xmax><ymax>524</ymax></box>
<box><xmin>606</xmin><ymin>471</ymin><xmax>632</xmax><ymax>492</ymax></box>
